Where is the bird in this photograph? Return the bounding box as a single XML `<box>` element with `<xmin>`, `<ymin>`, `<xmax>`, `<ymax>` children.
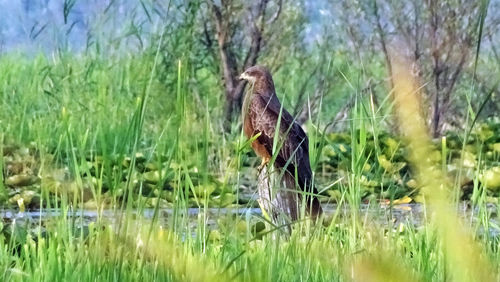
<box><xmin>239</xmin><ymin>65</ymin><xmax>322</xmax><ymax>221</ymax></box>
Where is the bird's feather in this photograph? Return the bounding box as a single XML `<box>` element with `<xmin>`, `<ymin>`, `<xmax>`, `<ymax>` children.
<box><xmin>250</xmin><ymin>93</ymin><xmax>315</xmax><ymax>194</ymax></box>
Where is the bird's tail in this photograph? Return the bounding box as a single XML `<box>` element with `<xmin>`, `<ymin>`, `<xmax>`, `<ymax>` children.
<box><xmin>295</xmin><ymin>177</ymin><xmax>322</xmax><ymax>219</ymax></box>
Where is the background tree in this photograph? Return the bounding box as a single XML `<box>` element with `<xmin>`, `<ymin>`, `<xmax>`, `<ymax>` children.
<box><xmin>335</xmin><ymin>0</ymin><xmax>495</xmax><ymax>137</ymax></box>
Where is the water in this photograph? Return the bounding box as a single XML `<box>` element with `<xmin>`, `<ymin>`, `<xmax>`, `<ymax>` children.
<box><xmin>2</xmin><ymin>203</ymin><xmax>499</xmax><ymax>237</ymax></box>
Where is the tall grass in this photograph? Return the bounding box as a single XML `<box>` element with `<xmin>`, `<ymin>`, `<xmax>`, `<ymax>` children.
<box><xmin>0</xmin><ymin>49</ymin><xmax>498</xmax><ymax>281</ymax></box>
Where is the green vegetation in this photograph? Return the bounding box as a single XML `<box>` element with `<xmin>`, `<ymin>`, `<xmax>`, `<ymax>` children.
<box><xmin>2</xmin><ymin>0</ymin><xmax>500</xmax><ymax>281</ymax></box>
<box><xmin>1</xmin><ymin>50</ymin><xmax>499</xmax><ymax>281</ymax></box>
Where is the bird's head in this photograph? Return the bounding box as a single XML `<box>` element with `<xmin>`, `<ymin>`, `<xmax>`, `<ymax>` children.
<box><xmin>239</xmin><ymin>65</ymin><xmax>271</xmax><ymax>84</ymax></box>
<box><xmin>239</xmin><ymin>65</ymin><xmax>275</xmax><ymax>94</ymax></box>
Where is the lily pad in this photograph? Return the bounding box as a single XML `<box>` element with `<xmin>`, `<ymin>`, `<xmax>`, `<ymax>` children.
<box><xmin>392</xmin><ymin>195</ymin><xmax>412</xmax><ymax>205</ymax></box>
<box><xmin>491</xmin><ymin>143</ymin><xmax>500</xmax><ymax>153</ymax></box>
<box><xmin>480</xmin><ymin>167</ymin><xmax>500</xmax><ymax>191</ymax></box>
<box><xmin>143</xmin><ymin>169</ymin><xmax>168</xmax><ymax>184</ymax></box>
<box><xmin>192</xmin><ymin>184</ymin><xmax>216</xmax><ymax>198</ymax></box>
<box><xmin>377</xmin><ymin>155</ymin><xmax>406</xmax><ymax>173</ymax></box>
<box><xmin>5</xmin><ymin>174</ymin><xmax>40</xmax><ymax>187</ymax></box>
<box><xmin>212</xmin><ymin>193</ymin><xmax>237</xmax><ymax>207</ymax></box>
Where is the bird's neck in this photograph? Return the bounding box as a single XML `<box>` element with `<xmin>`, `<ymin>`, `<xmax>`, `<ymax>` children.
<box><xmin>241</xmin><ymin>77</ymin><xmax>277</xmax><ymax>120</ymax></box>
<box><xmin>241</xmin><ymin>87</ymin><xmax>254</xmax><ymax>122</ymax></box>
<box><xmin>254</xmin><ymin>78</ymin><xmax>275</xmax><ymax>95</ymax></box>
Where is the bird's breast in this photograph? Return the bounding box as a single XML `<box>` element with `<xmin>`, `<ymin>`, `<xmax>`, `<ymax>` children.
<box><xmin>242</xmin><ymin>94</ymin><xmax>257</xmax><ymax>139</ymax></box>
<box><xmin>243</xmin><ymin>115</ymin><xmax>254</xmax><ymax>139</ymax></box>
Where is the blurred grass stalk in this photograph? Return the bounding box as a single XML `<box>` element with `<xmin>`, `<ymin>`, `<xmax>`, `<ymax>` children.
<box><xmin>382</xmin><ymin>48</ymin><xmax>495</xmax><ymax>281</ymax></box>
<box><xmin>120</xmin><ymin>221</ymin><xmax>236</xmax><ymax>282</ymax></box>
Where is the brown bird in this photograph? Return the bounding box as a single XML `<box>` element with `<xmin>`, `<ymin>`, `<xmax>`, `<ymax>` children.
<box><xmin>239</xmin><ymin>65</ymin><xmax>322</xmax><ymax>221</ymax></box>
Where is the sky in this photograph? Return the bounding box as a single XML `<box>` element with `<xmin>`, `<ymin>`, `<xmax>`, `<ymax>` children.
<box><xmin>0</xmin><ymin>0</ymin><xmax>330</xmax><ymax>55</ymax></box>
<box><xmin>0</xmin><ymin>0</ymin><xmax>152</xmax><ymax>54</ymax></box>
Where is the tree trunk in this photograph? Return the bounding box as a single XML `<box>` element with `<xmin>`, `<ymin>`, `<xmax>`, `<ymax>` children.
<box><xmin>257</xmin><ymin>166</ymin><xmax>299</xmax><ymax>231</ymax></box>
<box><xmin>210</xmin><ymin>0</ymin><xmax>272</xmax><ymax>125</ymax></box>
<box><xmin>373</xmin><ymin>0</ymin><xmax>394</xmax><ymax>91</ymax></box>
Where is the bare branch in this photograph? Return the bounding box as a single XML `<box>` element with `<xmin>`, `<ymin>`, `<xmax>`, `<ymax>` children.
<box><xmin>373</xmin><ymin>0</ymin><xmax>393</xmax><ymax>90</ymax></box>
<box><xmin>243</xmin><ymin>0</ymin><xmax>268</xmax><ymax>69</ymax></box>
<box><xmin>266</xmin><ymin>0</ymin><xmax>282</xmax><ymax>25</ymax></box>
<box><xmin>209</xmin><ymin>0</ymin><xmax>239</xmax><ymax>121</ymax></box>
<box><xmin>487</xmin><ymin>32</ymin><xmax>500</xmax><ymax>66</ymax></box>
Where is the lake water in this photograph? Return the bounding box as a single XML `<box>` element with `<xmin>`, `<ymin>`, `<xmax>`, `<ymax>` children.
<box><xmin>2</xmin><ymin>203</ymin><xmax>499</xmax><ymax>238</ymax></box>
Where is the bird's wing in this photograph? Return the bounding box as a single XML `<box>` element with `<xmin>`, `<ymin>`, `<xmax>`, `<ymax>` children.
<box><xmin>251</xmin><ymin>94</ymin><xmax>314</xmax><ymax>192</ymax></box>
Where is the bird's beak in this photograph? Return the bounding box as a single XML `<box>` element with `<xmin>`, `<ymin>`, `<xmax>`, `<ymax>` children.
<box><xmin>238</xmin><ymin>73</ymin><xmax>247</xmax><ymax>81</ymax></box>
